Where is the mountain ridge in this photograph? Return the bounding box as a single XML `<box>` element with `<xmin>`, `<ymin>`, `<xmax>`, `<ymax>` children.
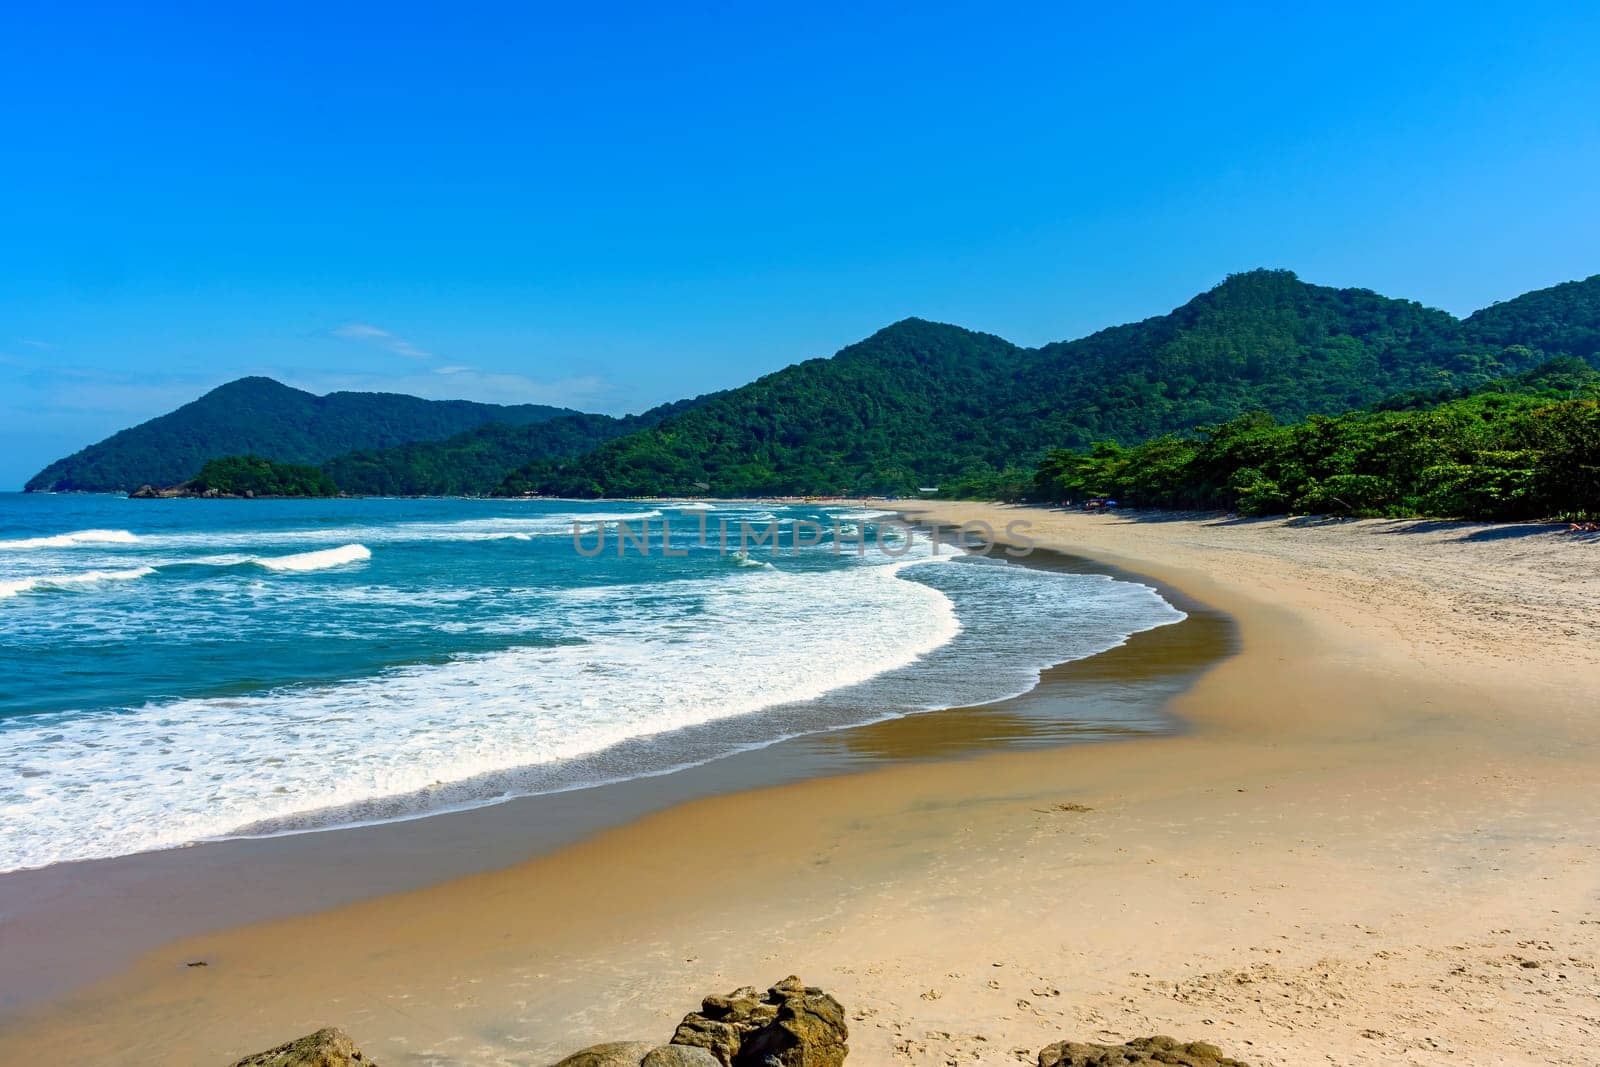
<box><xmin>25</xmin><ymin>377</ymin><xmax>585</xmax><ymax>493</ymax></box>
<box><xmin>26</xmin><ymin>269</ymin><xmax>1600</xmax><ymax>497</ymax></box>
<box><xmin>508</xmin><ymin>269</ymin><xmax>1600</xmax><ymax>497</ymax></box>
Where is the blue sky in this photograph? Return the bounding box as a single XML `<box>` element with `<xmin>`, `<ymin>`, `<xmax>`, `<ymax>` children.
<box><xmin>2</xmin><ymin>2</ymin><xmax>1598</xmax><ymax>489</ymax></box>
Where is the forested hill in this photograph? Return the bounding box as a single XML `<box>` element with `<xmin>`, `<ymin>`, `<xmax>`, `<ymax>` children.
<box><xmin>502</xmin><ymin>319</ymin><xmax>1024</xmax><ymax>497</ymax></box>
<box><xmin>25</xmin><ymin>377</ymin><xmax>582</xmax><ymax>493</ymax></box>
<box><xmin>1462</xmin><ymin>274</ymin><xmax>1600</xmax><ymax>361</ymax></box>
<box><xmin>321</xmin><ymin>393</ymin><xmax>717</xmax><ymax>496</ymax></box>
<box><xmin>507</xmin><ymin>270</ymin><xmax>1600</xmax><ymax>497</ymax></box>
<box><xmin>1014</xmin><ymin>268</ymin><xmax>1472</xmax><ymax>447</ymax></box>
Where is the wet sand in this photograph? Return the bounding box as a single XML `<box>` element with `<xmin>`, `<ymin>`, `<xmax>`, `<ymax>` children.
<box><xmin>2</xmin><ymin>507</ymin><xmax>1597</xmax><ymax>1065</ymax></box>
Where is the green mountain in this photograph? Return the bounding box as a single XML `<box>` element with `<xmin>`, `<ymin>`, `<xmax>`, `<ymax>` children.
<box><xmin>25</xmin><ymin>377</ymin><xmax>583</xmax><ymax>493</ymax></box>
<box><xmin>1015</xmin><ymin>268</ymin><xmax>1476</xmax><ymax>446</ymax></box>
<box><xmin>1462</xmin><ymin>274</ymin><xmax>1600</xmax><ymax>361</ymax></box>
<box><xmin>506</xmin><ymin>270</ymin><xmax>1596</xmax><ymax>497</ymax></box>
<box><xmin>321</xmin><ymin>394</ymin><xmax>714</xmax><ymax>496</ymax></box>
<box><xmin>501</xmin><ymin>319</ymin><xmax>1026</xmax><ymax>497</ymax></box>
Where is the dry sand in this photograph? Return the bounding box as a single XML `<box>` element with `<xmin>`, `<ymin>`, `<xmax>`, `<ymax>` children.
<box><xmin>2</xmin><ymin>507</ymin><xmax>1598</xmax><ymax>1066</ymax></box>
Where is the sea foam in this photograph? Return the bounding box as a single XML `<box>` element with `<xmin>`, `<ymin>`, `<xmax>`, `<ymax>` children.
<box><xmin>0</xmin><ymin>557</ymin><xmax>958</xmax><ymax>871</ymax></box>
<box><xmin>248</xmin><ymin>544</ymin><xmax>371</xmax><ymax>572</ymax></box>
<box><xmin>0</xmin><ymin>566</ymin><xmax>156</xmax><ymax>600</ymax></box>
<box><xmin>0</xmin><ymin>529</ymin><xmax>141</xmax><ymax>550</ymax></box>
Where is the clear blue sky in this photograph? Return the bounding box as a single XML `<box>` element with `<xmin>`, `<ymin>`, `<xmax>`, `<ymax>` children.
<box><xmin>3</xmin><ymin>2</ymin><xmax>1598</xmax><ymax>489</ymax></box>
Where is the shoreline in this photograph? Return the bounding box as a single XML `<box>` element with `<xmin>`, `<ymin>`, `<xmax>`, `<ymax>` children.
<box><xmin>0</xmin><ymin>537</ymin><xmax>1226</xmax><ymax>1017</ymax></box>
<box><xmin>1</xmin><ymin>501</ymin><xmax>1169</xmax><ymax>872</ymax></box>
<box><xmin>2</xmin><ymin>505</ymin><xmax>1597</xmax><ymax>1064</ymax></box>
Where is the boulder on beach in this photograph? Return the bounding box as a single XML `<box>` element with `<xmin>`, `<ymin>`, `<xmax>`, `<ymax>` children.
<box><xmin>1036</xmin><ymin>1035</ymin><xmax>1251</xmax><ymax>1067</ymax></box>
<box><xmin>227</xmin><ymin>1027</ymin><xmax>376</xmax><ymax>1067</ymax></box>
<box><xmin>642</xmin><ymin>1047</ymin><xmax>724</xmax><ymax>1067</ymax></box>
<box><xmin>670</xmin><ymin>976</ymin><xmax>847</xmax><ymax>1067</ymax></box>
<box><xmin>552</xmin><ymin>1043</ymin><xmax>658</xmax><ymax>1067</ymax></box>
<box><xmin>552</xmin><ymin>1042</ymin><xmax>720</xmax><ymax>1067</ymax></box>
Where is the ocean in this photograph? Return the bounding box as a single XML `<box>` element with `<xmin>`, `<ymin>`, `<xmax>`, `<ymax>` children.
<box><xmin>0</xmin><ymin>494</ymin><xmax>1183</xmax><ymax>873</ymax></box>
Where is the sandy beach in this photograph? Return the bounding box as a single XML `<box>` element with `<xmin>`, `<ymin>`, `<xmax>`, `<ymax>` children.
<box><xmin>3</xmin><ymin>506</ymin><xmax>1598</xmax><ymax>1066</ymax></box>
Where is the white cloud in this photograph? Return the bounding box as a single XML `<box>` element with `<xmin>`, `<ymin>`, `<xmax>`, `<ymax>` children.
<box><xmin>321</xmin><ymin>325</ymin><xmax>612</xmax><ymax>407</ymax></box>
<box><xmin>330</xmin><ymin>322</ymin><xmax>433</xmax><ymax>360</ymax></box>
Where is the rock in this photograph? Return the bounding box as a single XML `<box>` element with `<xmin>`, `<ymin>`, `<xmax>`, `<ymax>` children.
<box><xmin>551</xmin><ymin>1043</ymin><xmax>659</xmax><ymax>1067</ymax></box>
<box><xmin>227</xmin><ymin>1027</ymin><xmax>376</xmax><ymax>1067</ymax></box>
<box><xmin>1036</xmin><ymin>1035</ymin><xmax>1250</xmax><ymax>1067</ymax></box>
<box><xmin>670</xmin><ymin>986</ymin><xmax>775</xmax><ymax>1065</ymax></box>
<box><xmin>670</xmin><ymin>976</ymin><xmax>847</xmax><ymax>1067</ymax></box>
<box><xmin>551</xmin><ymin>1043</ymin><xmax>719</xmax><ymax>1067</ymax></box>
<box><xmin>641</xmin><ymin>1047</ymin><xmax>723</xmax><ymax>1067</ymax></box>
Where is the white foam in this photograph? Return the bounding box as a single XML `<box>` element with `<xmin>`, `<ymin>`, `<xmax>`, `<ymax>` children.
<box><xmin>444</xmin><ymin>531</ymin><xmax>533</xmax><ymax>542</ymax></box>
<box><xmin>573</xmin><ymin>509</ymin><xmax>664</xmax><ymax>523</ymax></box>
<box><xmin>824</xmin><ymin>509</ymin><xmax>896</xmax><ymax>521</ymax></box>
<box><xmin>0</xmin><ymin>529</ymin><xmax>141</xmax><ymax>550</ymax></box>
<box><xmin>116</xmin><ymin>516</ymin><xmax>634</xmax><ymax>552</ymax></box>
<box><xmin>0</xmin><ymin>560</ymin><xmax>957</xmax><ymax>871</ymax></box>
<box><xmin>173</xmin><ymin>543</ymin><xmax>375</xmax><ymax>573</ymax></box>
<box><xmin>0</xmin><ymin>566</ymin><xmax>156</xmax><ymax>600</ymax></box>
<box><xmin>250</xmin><ymin>544</ymin><xmax>371</xmax><ymax>572</ymax></box>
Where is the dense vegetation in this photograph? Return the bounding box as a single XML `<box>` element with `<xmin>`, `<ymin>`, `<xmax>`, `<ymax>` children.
<box><xmin>323</xmin><ymin>395</ymin><xmax>714</xmax><ymax>495</ymax></box>
<box><xmin>25</xmin><ymin>376</ymin><xmax>580</xmax><ymax>493</ymax></box>
<box><xmin>503</xmin><ymin>271</ymin><xmax>1600</xmax><ymax>498</ymax></box>
<box><xmin>186</xmin><ymin>454</ymin><xmax>339</xmax><ymax>497</ymax></box>
<box><xmin>1463</xmin><ymin>275</ymin><xmax>1600</xmax><ymax>363</ymax></box>
<box><xmin>501</xmin><ymin>320</ymin><xmax>1024</xmax><ymax>497</ymax></box>
<box><xmin>1033</xmin><ymin>360</ymin><xmax>1600</xmax><ymax>520</ymax></box>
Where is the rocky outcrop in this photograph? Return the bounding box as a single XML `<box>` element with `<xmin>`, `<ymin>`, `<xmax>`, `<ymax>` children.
<box><xmin>643</xmin><ymin>1047</ymin><xmax>724</xmax><ymax>1067</ymax></box>
<box><xmin>551</xmin><ymin>1043</ymin><xmax>659</xmax><ymax>1067</ymax></box>
<box><xmin>670</xmin><ymin>976</ymin><xmax>847</xmax><ymax>1067</ymax></box>
<box><xmin>128</xmin><ymin>482</ymin><xmax>260</xmax><ymax>499</ymax></box>
<box><xmin>551</xmin><ymin>977</ymin><xmax>847</xmax><ymax>1067</ymax></box>
<box><xmin>228</xmin><ymin>1027</ymin><xmax>376</xmax><ymax>1067</ymax></box>
<box><xmin>222</xmin><ymin>993</ymin><xmax>1250</xmax><ymax>1067</ymax></box>
<box><xmin>1036</xmin><ymin>1035</ymin><xmax>1250</xmax><ymax>1067</ymax></box>
<box><xmin>553</xmin><ymin>1042</ymin><xmax>722</xmax><ymax>1067</ymax></box>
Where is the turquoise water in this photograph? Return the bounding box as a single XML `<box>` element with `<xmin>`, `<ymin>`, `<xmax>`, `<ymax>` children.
<box><xmin>0</xmin><ymin>494</ymin><xmax>1182</xmax><ymax>872</ymax></box>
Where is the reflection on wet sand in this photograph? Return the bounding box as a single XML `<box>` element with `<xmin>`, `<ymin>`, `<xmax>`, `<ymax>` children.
<box><xmin>808</xmin><ymin>548</ymin><xmax>1234</xmax><ymax>763</ymax></box>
